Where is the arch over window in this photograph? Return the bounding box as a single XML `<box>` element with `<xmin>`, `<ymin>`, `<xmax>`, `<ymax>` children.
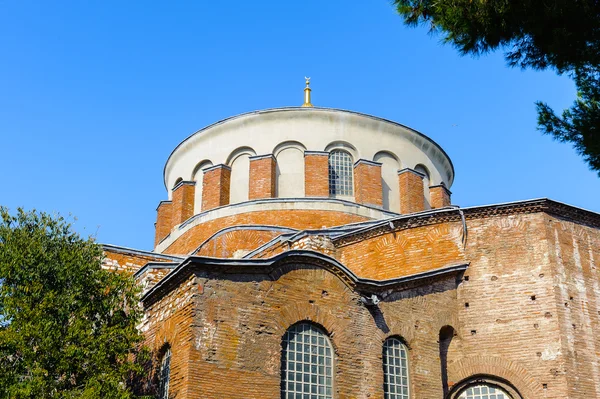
<box><xmin>414</xmin><ymin>164</ymin><xmax>431</xmax><ymax>210</ymax></box>
<box><xmin>374</xmin><ymin>151</ymin><xmax>401</xmax><ymax>212</ymax></box>
<box><xmin>328</xmin><ymin>150</ymin><xmax>354</xmax><ymax>197</ymax></box>
<box><xmin>281</xmin><ymin>322</ymin><xmax>334</xmax><ymax>399</ymax></box>
<box><xmin>158</xmin><ymin>347</ymin><xmax>172</xmax><ymax>399</ymax></box>
<box><xmin>275</xmin><ymin>142</ymin><xmax>305</xmax><ymax>198</ymax></box>
<box><xmin>228</xmin><ymin>147</ymin><xmax>256</xmax><ymax>204</ymax></box>
<box><xmin>383</xmin><ymin>337</ymin><xmax>410</xmax><ymax>399</ymax></box>
<box><xmin>192</xmin><ymin>160</ymin><xmax>213</xmax><ymax>213</ymax></box>
<box><xmin>458</xmin><ymin>384</ymin><xmax>511</xmax><ymax>399</ymax></box>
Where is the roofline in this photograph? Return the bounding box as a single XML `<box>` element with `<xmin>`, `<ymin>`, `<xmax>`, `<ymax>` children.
<box><xmin>101</xmin><ymin>243</ymin><xmax>184</xmax><ymax>261</ymax></box>
<box><xmin>332</xmin><ymin>198</ymin><xmax>600</xmax><ymax>246</ymax></box>
<box><xmin>162</xmin><ymin>106</ymin><xmax>456</xmax><ymax>189</ymax></box>
<box><xmin>140</xmin><ymin>249</ymin><xmax>468</xmax><ymax>306</ymax></box>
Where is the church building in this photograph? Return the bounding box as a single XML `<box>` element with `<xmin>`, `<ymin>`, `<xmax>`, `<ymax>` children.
<box><xmin>102</xmin><ymin>80</ymin><xmax>600</xmax><ymax>399</ymax></box>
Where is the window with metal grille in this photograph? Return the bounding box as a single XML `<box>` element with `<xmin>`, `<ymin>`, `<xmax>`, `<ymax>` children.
<box><xmin>281</xmin><ymin>323</ymin><xmax>334</xmax><ymax>399</ymax></box>
<box><xmin>158</xmin><ymin>348</ymin><xmax>171</xmax><ymax>399</ymax></box>
<box><xmin>328</xmin><ymin>150</ymin><xmax>353</xmax><ymax>196</ymax></box>
<box><xmin>383</xmin><ymin>338</ymin><xmax>410</xmax><ymax>399</ymax></box>
<box><xmin>458</xmin><ymin>384</ymin><xmax>510</xmax><ymax>399</ymax></box>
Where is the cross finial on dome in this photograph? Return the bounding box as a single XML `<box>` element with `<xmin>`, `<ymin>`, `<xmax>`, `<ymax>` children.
<box><xmin>302</xmin><ymin>77</ymin><xmax>313</xmax><ymax>107</ymax></box>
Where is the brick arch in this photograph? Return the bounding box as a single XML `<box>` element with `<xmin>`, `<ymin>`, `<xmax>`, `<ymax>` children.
<box><xmin>153</xmin><ymin>317</ymin><xmax>185</xmax><ymax>353</ymax></box>
<box><xmin>447</xmin><ymin>356</ymin><xmax>543</xmax><ymax>399</ymax></box>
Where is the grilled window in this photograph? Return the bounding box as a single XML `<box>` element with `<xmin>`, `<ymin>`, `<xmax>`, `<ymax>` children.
<box><xmin>328</xmin><ymin>150</ymin><xmax>353</xmax><ymax>196</ymax></box>
<box><xmin>281</xmin><ymin>323</ymin><xmax>334</xmax><ymax>399</ymax></box>
<box><xmin>458</xmin><ymin>384</ymin><xmax>510</xmax><ymax>399</ymax></box>
<box><xmin>158</xmin><ymin>348</ymin><xmax>172</xmax><ymax>399</ymax></box>
<box><xmin>383</xmin><ymin>338</ymin><xmax>410</xmax><ymax>399</ymax></box>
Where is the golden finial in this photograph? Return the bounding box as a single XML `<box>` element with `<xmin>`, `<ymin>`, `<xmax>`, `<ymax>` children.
<box><xmin>302</xmin><ymin>77</ymin><xmax>313</xmax><ymax>107</ymax></box>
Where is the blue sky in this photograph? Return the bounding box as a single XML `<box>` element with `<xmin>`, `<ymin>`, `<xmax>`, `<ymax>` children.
<box><xmin>0</xmin><ymin>1</ymin><xmax>595</xmax><ymax>251</ymax></box>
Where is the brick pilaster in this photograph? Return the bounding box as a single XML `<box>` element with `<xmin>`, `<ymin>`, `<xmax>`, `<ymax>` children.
<box><xmin>304</xmin><ymin>151</ymin><xmax>329</xmax><ymax>197</ymax></box>
<box><xmin>172</xmin><ymin>180</ymin><xmax>195</xmax><ymax>226</ymax></box>
<box><xmin>398</xmin><ymin>168</ymin><xmax>425</xmax><ymax>214</ymax></box>
<box><xmin>430</xmin><ymin>183</ymin><xmax>452</xmax><ymax>209</ymax></box>
<box><xmin>249</xmin><ymin>155</ymin><xmax>276</xmax><ymax>200</ymax></box>
<box><xmin>154</xmin><ymin>200</ymin><xmax>173</xmax><ymax>247</ymax></box>
<box><xmin>353</xmin><ymin>159</ymin><xmax>383</xmax><ymax>207</ymax></box>
<box><xmin>202</xmin><ymin>164</ymin><xmax>231</xmax><ymax>211</ymax></box>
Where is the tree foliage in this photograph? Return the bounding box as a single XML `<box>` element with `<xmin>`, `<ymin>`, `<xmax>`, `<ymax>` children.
<box><xmin>394</xmin><ymin>0</ymin><xmax>600</xmax><ymax>174</ymax></box>
<box><xmin>0</xmin><ymin>208</ymin><xmax>150</xmax><ymax>399</ymax></box>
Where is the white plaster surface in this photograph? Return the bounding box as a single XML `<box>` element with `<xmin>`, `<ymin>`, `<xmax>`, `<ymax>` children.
<box><xmin>164</xmin><ymin>108</ymin><xmax>454</xmax><ymax>199</ymax></box>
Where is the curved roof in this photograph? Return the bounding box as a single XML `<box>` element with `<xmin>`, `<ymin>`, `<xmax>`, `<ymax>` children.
<box><xmin>163</xmin><ymin>107</ymin><xmax>455</xmax><ymax>189</ymax></box>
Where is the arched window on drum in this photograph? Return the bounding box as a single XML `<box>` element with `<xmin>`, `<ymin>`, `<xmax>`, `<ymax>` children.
<box><xmin>281</xmin><ymin>322</ymin><xmax>334</xmax><ymax>399</ymax></box>
<box><xmin>328</xmin><ymin>150</ymin><xmax>354</xmax><ymax>197</ymax></box>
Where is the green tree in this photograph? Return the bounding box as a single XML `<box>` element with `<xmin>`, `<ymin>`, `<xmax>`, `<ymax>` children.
<box><xmin>0</xmin><ymin>208</ymin><xmax>151</xmax><ymax>399</ymax></box>
<box><xmin>393</xmin><ymin>0</ymin><xmax>600</xmax><ymax>174</ymax></box>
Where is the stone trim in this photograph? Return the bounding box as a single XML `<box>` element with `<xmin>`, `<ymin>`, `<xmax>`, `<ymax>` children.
<box><xmin>249</xmin><ymin>154</ymin><xmax>276</xmax><ymax>161</ymax></box>
<box><xmin>140</xmin><ymin>249</ymin><xmax>468</xmax><ymax>306</ymax></box>
<box><xmin>202</xmin><ymin>163</ymin><xmax>231</xmax><ymax>173</ymax></box>
<box><xmin>429</xmin><ymin>183</ymin><xmax>452</xmax><ymax>195</ymax></box>
<box><xmin>398</xmin><ymin>168</ymin><xmax>426</xmax><ymax>178</ymax></box>
<box><xmin>155</xmin><ymin>200</ymin><xmax>172</xmax><ymax>211</ymax></box>
<box><xmin>304</xmin><ymin>150</ymin><xmax>329</xmax><ymax>156</ymax></box>
<box><xmin>102</xmin><ymin>244</ymin><xmax>184</xmax><ymax>261</ymax></box>
<box><xmin>133</xmin><ymin>261</ymin><xmax>179</xmax><ymax>278</ymax></box>
<box><xmin>172</xmin><ymin>180</ymin><xmax>195</xmax><ymax>191</ymax></box>
<box><xmin>353</xmin><ymin>159</ymin><xmax>382</xmax><ymax>168</ymax></box>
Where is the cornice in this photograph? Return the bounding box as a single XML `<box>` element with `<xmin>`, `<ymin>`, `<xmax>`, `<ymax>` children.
<box><xmin>140</xmin><ymin>250</ymin><xmax>468</xmax><ymax>307</ymax></box>
<box><xmin>332</xmin><ymin>198</ymin><xmax>600</xmax><ymax>247</ymax></box>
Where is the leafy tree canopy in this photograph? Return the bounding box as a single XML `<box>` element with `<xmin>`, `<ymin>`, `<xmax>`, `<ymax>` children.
<box><xmin>0</xmin><ymin>208</ymin><xmax>150</xmax><ymax>399</ymax></box>
<box><xmin>394</xmin><ymin>0</ymin><xmax>600</xmax><ymax>174</ymax></box>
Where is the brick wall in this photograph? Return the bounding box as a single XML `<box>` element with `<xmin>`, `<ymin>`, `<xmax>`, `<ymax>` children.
<box><xmin>249</xmin><ymin>155</ymin><xmax>276</xmax><ymax>200</ymax></box>
<box><xmin>546</xmin><ymin>217</ymin><xmax>600</xmax><ymax>397</ymax></box>
<box><xmin>172</xmin><ymin>181</ymin><xmax>195</xmax><ymax>226</ymax></box>
<box><xmin>155</xmin><ymin>201</ymin><xmax>173</xmax><ymax>246</ymax></box>
<box><xmin>304</xmin><ymin>152</ymin><xmax>329</xmax><ymax>197</ymax></box>
<box><xmin>353</xmin><ymin>160</ymin><xmax>383</xmax><ymax>208</ymax></box>
<box><xmin>202</xmin><ymin>164</ymin><xmax>231</xmax><ymax>211</ymax></box>
<box><xmin>161</xmin><ymin>210</ymin><xmax>370</xmax><ymax>255</ymax></box>
<box><xmin>139</xmin><ymin>210</ymin><xmax>600</xmax><ymax>399</ymax></box>
<box><xmin>398</xmin><ymin>168</ymin><xmax>425</xmax><ymax>214</ymax></box>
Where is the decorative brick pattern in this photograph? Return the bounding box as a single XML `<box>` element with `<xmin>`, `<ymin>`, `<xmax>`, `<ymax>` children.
<box><xmin>353</xmin><ymin>160</ymin><xmax>383</xmax><ymax>207</ymax></box>
<box><xmin>430</xmin><ymin>184</ymin><xmax>452</xmax><ymax>209</ymax></box>
<box><xmin>161</xmin><ymin>210</ymin><xmax>370</xmax><ymax>255</ymax></box>
<box><xmin>249</xmin><ymin>155</ymin><xmax>276</xmax><ymax>200</ymax></box>
<box><xmin>304</xmin><ymin>152</ymin><xmax>329</xmax><ymax>197</ymax></box>
<box><xmin>202</xmin><ymin>164</ymin><xmax>231</xmax><ymax>211</ymax></box>
<box><xmin>172</xmin><ymin>181</ymin><xmax>195</xmax><ymax>226</ymax></box>
<box><xmin>398</xmin><ymin>168</ymin><xmax>425</xmax><ymax>214</ymax></box>
<box><xmin>155</xmin><ymin>201</ymin><xmax>173</xmax><ymax>246</ymax></box>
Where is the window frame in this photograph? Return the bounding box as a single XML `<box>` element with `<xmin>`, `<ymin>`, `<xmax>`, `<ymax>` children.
<box><xmin>383</xmin><ymin>337</ymin><xmax>411</xmax><ymax>399</ymax></box>
<box><xmin>280</xmin><ymin>322</ymin><xmax>335</xmax><ymax>399</ymax></box>
<box><xmin>328</xmin><ymin>149</ymin><xmax>354</xmax><ymax>198</ymax></box>
<box><xmin>158</xmin><ymin>347</ymin><xmax>172</xmax><ymax>399</ymax></box>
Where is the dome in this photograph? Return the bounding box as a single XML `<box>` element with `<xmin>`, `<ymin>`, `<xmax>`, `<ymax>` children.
<box><xmin>154</xmin><ymin>106</ymin><xmax>455</xmax><ymax>255</ymax></box>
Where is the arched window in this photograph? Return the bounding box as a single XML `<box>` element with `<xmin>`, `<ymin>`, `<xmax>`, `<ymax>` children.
<box><xmin>158</xmin><ymin>348</ymin><xmax>171</xmax><ymax>399</ymax></box>
<box><xmin>328</xmin><ymin>150</ymin><xmax>353</xmax><ymax>197</ymax></box>
<box><xmin>458</xmin><ymin>384</ymin><xmax>510</xmax><ymax>399</ymax></box>
<box><xmin>383</xmin><ymin>337</ymin><xmax>410</xmax><ymax>399</ymax></box>
<box><xmin>281</xmin><ymin>323</ymin><xmax>334</xmax><ymax>399</ymax></box>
